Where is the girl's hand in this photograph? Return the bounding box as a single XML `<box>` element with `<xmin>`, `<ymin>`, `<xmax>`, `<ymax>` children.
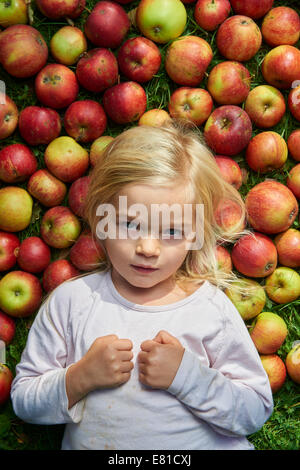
<box><xmin>81</xmin><ymin>334</ymin><xmax>134</xmax><ymax>390</ymax></box>
<box><xmin>66</xmin><ymin>335</ymin><xmax>134</xmax><ymax>408</ymax></box>
<box><xmin>137</xmin><ymin>330</ymin><xmax>185</xmax><ymax>390</ymax></box>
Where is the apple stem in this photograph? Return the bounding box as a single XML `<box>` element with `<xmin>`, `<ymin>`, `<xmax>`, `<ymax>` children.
<box><xmin>128</xmin><ymin>7</ymin><xmax>137</xmax><ymax>28</ymax></box>
<box><xmin>84</xmin><ymin>6</ymin><xmax>92</xmax><ymax>14</ymax></box>
<box><xmin>66</xmin><ymin>17</ymin><xmax>74</xmax><ymax>26</ymax></box>
<box><xmin>26</xmin><ymin>0</ymin><xmax>34</xmax><ymax>26</ymax></box>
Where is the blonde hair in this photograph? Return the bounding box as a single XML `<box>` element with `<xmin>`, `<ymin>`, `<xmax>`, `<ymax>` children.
<box><xmin>80</xmin><ymin>118</ymin><xmax>251</xmax><ymax>293</ymax></box>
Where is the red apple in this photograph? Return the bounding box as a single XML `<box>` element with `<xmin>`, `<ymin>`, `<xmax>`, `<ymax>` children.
<box><xmin>214</xmin><ymin>156</ymin><xmax>242</xmax><ymax>190</ymax></box>
<box><xmin>285</xmin><ymin>221</ymin><xmax>300</xmax><ymax>266</ymax></box>
<box><xmin>0</xmin><ymin>186</ymin><xmax>33</xmax><ymax>233</ymax></box>
<box><xmin>265</xmin><ymin>267</ymin><xmax>300</xmax><ymax>304</ymax></box>
<box><xmin>103</xmin><ymin>81</ymin><xmax>147</xmax><ymax>125</ymax></box>
<box><xmin>214</xmin><ymin>198</ymin><xmax>246</xmax><ymax>235</ymax></box>
<box><xmin>90</xmin><ymin>136</ymin><xmax>114</xmax><ymax>167</ymax></box>
<box><xmin>194</xmin><ymin>0</ymin><xmax>230</xmax><ymax>31</ymax></box>
<box><xmin>18</xmin><ymin>106</ymin><xmax>61</xmax><ymax>146</ymax></box>
<box><xmin>224</xmin><ymin>278</ymin><xmax>266</xmax><ymax>321</ymax></box>
<box><xmin>0</xmin><ymin>311</ymin><xmax>15</xmax><ymax>344</ymax></box>
<box><xmin>250</xmin><ymin>312</ymin><xmax>288</xmax><ymax>354</ymax></box>
<box><xmin>0</xmin><ymin>24</ymin><xmax>48</xmax><ymax>78</ymax></box>
<box><xmin>0</xmin><ymin>93</ymin><xmax>18</xmax><ymax>140</ymax></box>
<box><xmin>0</xmin><ymin>270</ymin><xmax>43</xmax><ymax>317</ymax></box>
<box><xmin>274</xmin><ymin>228</ymin><xmax>300</xmax><ymax>268</ymax></box>
<box><xmin>64</xmin><ymin>100</ymin><xmax>107</xmax><ymax>143</ymax></box>
<box><xmin>231</xmin><ymin>232</ymin><xmax>277</xmax><ymax>278</ymax></box>
<box><xmin>44</xmin><ymin>136</ymin><xmax>89</xmax><ymax>183</ymax></box>
<box><xmin>76</xmin><ymin>48</ymin><xmax>119</xmax><ymax>93</ymax></box>
<box><xmin>244</xmin><ymin>85</ymin><xmax>286</xmax><ymax>129</ymax></box>
<box><xmin>216</xmin><ymin>15</ymin><xmax>262</xmax><ymax>62</ymax></box>
<box><xmin>216</xmin><ymin>245</ymin><xmax>232</xmax><ymax>273</ymax></box>
<box><xmin>261</xmin><ymin>6</ymin><xmax>300</xmax><ymax>47</ymax></box>
<box><xmin>36</xmin><ymin>0</ymin><xmax>85</xmax><ymax>19</ymax></box>
<box><xmin>27</xmin><ymin>169</ymin><xmax>67</xmax><ymax>208</ymax></box>
<box><xmin>0</xmin><ymin>0</ymin><xmax>28</xmax><ymax>27</ymax></box>
<box><xmin>0</xmin><ymin>143</ymin><xmax>37</xmax><ymax>183</ymax></box>
<box><xmin>165</xmin><ymin>35</ymin><xmax>213</xmax><ymax>86</ymax></box>
<box><xmin>207</xmin><ymin>61</ymin><xmax>251</xmax><ymax>105</ymax></box>
<box><xmin>138</xmin><ymin>109</ymin><xmax>171</xmax><ymax>127</ymax></box>
<box><xmin>245</xmin><ymin>132</ymin><xmax>288</xmax><ymax>173</ymax></box>
<box><xmin>35</xmin><ymin>63</ymin><xmax>79</xmax><ymax>109</ymax></box>
<box><xmin>42</xmin><ymin>259</ymin><xmax>80</xmax><ymax>293</ymax></box>
<box><xmin>288</xmin><ymin>130</ymin><xmax>300</xmax><ymax>162</ymax></box>
<box><xmin>204</xmin><ymin>105</ymin><xmax>252</xmax><ymax>156</ymax></box>
<box><xmin>0</xmin><ymin>231</ymin><xmax>20</xmax><ymax>272</ymax></box>
<box><xmin>69</xmin><ymin>230</ymin><xmax>105</xmax><ymax>271</ymax></box>
<box><xmin>168</xmin><ymin>87</ymin><xmax>213</xmax><ymax>126</ymax></box>
<box><xmin>262</xmin><ymin>45</ymin><xmax>300</xmax><ymax>89</ymax></box>
<box><xmin>84</xmin><ymin>1</ymin><xmax>130</xmax><ymax>49</ymax></box>
<box><xmin>14</xmin><ymin>236</ymin><xmax>51</xmax><ymax>274</ymax></box>
<box><xmin>68</xmin><ymin>176</ymin><xmax>91</xmax><ymax>217</ymax></box>
<box><xmin>136</xmin><ymin>0</ymin><xmax>187</xmax><ymax>44</ymax></box>
<box><xmin>0</xmin><ymin>363</ymin><xmax>13</xmax><ymax>405</ymax></box>
<box><xmin>285</xmin><ymin>343</ymin><xmax>300</xmax><ymax>384</ymax></box>
<box><xmin>287</xmin><ymin>164</ymin><xmax>300</xmax><ymax>200</ymax></box>
<box><xmin>245</xmin><ymin>180</ymin><xmax>298</xmax><ymax>234</ymax></box>
<box><xmin>260</xmin><ymin>354</ymin><xmax>286</xmax><ymax>394</ymax></box>
<box><xmin>117</xmin><ymin>36</ymin><xmax>161</xmax><ymax>83</ymax></box>
<box><xmin>230</xmin><ymin>0</ymin><xmax>274</xmax><ymax>19</ymax></box>
<box><xmin>50</xmin><ymin>26</ymin><xmax>87</xmax><ymax>65</ymax></box>
<box><xmin>40</xmin><ymin>206</ymin><xmax>81</xmax><ymax>249</ymax></box>
<box><xmin>288</xmin><ymin>84</ymin><xmax>300</xmax><ymax>122</ymax></box>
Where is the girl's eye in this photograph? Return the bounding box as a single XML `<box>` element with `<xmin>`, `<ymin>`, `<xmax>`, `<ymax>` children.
<box><xmin>121</xmin><ymin>221</ymin><xmax>139</xmax><ymax>230</ymax></box>
<box><xmin>162</xmin><ymin>228</ymin><xmax>182</xmax><ymax>238</ymax></box>
<box><xmin>119</xmin><ymin>222</ymin><xmax>182</xmax><ymax>238</ymax></box>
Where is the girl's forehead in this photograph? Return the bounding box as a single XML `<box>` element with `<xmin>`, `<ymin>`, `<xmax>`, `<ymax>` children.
<box><xmin>112</xmin><ymin>182</ymin><xmax>194</xmax><ymax>205</ymax></box>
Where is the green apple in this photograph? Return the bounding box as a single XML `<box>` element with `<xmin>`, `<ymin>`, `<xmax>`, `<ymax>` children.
<box><xmin>50</xmin><ymin>26</ymin><xmax>87</xmax><ymax>66</ymax></box>
<box><xmin>136</xmin><ymin>0</ymin><xmax>187</xmax><ymax>44</ymax></box>
<box><xmin>224</xmin><ymin>278</ymin><xmax>266</xmax><ymax>321</ymax></box>
<box><xmin>44</xmin><ymin>136</ymin><xmax>89</xmax><ymax>183</ymax></box>
<box><xmin>0</xmin><ymin>186</ymin><xmax>33</xmax><ymax>232</ymax></box>
<box><xmin>90</xmin><ymin>135</ymin><xmax>114</xmax><ymax>167</ymax></box>
<box><xmin>0</xmin><ymin>270</ymin><xmax>43</xmax><ymax>318</ymax></box>
<box><xmin>265</xmin><ymin>267</ymin><xmax>300</xmax><ymax>304</ymax></box>
<box><xmin>40</xmin><ymin>206</ymin><xmax>81</xmax><ymax>249</ymax></box>
<box><xmin>249</xmin><ymin>312</ymin><xmax>288</xmax><ymax>354</ymax></box>
<box><xmin>0</xmin><ymin>0</ymin><xmax>28</xmax><ymax>27</ymax></box>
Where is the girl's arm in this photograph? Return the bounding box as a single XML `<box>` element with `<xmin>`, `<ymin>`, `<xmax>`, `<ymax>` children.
<box><xmin>166</xmin><ymin>297</ymin><xmax>274</xmax><ymax>438</ymax></box>
<box><xmin>11</xmin><ymin>284</ymin><xmax>134</xmax><ymax>424</ymax></box>
<box><xmin>10</xmin><ymin>288</ymin><xmax>85</xmax><ymax>425</ymax></box>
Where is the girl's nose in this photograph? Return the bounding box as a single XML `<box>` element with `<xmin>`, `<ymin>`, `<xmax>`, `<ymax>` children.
<box><xmin>136</xmin><ymin>237</ymin><xmax>160</xmax><ymax>257</ymax></box>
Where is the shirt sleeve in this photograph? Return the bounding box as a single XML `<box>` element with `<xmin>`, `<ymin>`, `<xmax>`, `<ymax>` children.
<box><xmin>167</xmin><ymin>294</ymin><xmax>274</xmax><ymax>438</ymax></box>
<box><xmin>10</xmin><ymin>286</ymin><xmax>86</xmax><ymax>425</ymax></box>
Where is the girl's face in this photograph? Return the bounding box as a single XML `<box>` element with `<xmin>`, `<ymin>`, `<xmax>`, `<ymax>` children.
<box><xmin>101</xmin><ymin>182</ymin><xmax>196</xmax><ymax>302</ymax></box>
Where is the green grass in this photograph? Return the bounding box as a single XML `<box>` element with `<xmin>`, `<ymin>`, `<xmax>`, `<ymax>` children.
<box><xmin>0</xmin><ymin>0</ymin><xmax>300</xmax><ymax>451</ymax></box>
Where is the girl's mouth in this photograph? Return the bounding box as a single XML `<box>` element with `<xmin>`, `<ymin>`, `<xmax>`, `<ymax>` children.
<box><xmin>131</xmin><ymin>265</ymin><xmax>158</xmax><ymax>273</ymax></box>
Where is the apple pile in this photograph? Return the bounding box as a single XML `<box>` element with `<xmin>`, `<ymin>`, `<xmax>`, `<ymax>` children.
<box><xmin>0</xmin><ymin>0</ymin><xmax>299</xmax><ymax>414</ymax></box>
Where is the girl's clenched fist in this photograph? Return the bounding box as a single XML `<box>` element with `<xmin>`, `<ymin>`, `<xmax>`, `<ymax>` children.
<box><xmin>137</xmin><ymin>330</ymin><xmax>185</xmax><ymax>390</ymax></box>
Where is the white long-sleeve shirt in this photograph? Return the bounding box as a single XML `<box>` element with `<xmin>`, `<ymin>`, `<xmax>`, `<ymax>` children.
<box><xmin>11</xmin><ymin>269</ymin><xmax>273</xmax><ymax>450</ymax></box>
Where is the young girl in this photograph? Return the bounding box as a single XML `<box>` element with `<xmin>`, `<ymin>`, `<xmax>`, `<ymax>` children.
<box><xmin>11</xmin><ymin>120</ymin><xmax>273</xmax><ymax>450</ymax></box>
